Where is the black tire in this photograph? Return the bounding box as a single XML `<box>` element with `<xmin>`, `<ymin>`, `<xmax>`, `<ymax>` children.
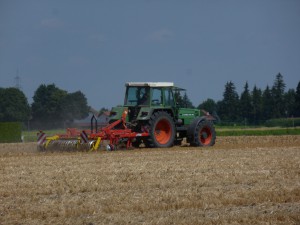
<box><xmin>189</xmin><ymin>120</ymin><xmax>216</xmax><ymax>147</ymax></box>
<box><xmin>147</xmin><ymin>111</ymin><xmax>176</xmax><ymax>148</ymax></box>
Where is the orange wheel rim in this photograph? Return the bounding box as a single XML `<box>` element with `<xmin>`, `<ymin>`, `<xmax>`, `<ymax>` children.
<box><xmin>199</xmin><ymin>126</ymin><xmax>212</xmax><ymax>145</ymax></box>
<box><xmin>154</xmin><ymin>119</ymin><xmax>172</xmax><ymax>145</ymax></box>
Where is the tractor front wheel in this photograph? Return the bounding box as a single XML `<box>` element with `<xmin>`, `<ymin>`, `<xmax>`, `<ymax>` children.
<box><xmin>147</xmin><ymin>111</ymin><xmax>175</xmax><ymax>148</ymax></box>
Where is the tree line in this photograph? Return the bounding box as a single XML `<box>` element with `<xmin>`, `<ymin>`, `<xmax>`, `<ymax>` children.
<box><xmin>0</xmin><ymin>73</ymin><xmax>299</xmax><ymax>128</ymax></box>
<box><xmin>198</xmin><ymin>73</ymin><xmax>300</xmax><ymax>124</ymax></box>
<box><xmin>0</xmin><ymin>84</ymin><xmax>89</xmax><ymax>129</ymax></box>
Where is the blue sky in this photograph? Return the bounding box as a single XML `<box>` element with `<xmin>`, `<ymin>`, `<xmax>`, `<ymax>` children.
<box><xmin>1</xmin><ymin>0</ymin><xmax>299</xmax><ymax>109</ymax></box>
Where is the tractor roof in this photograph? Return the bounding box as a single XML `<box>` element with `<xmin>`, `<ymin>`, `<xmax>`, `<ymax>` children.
<box><xmin>125</xmin><ymin>82</ymin><xmax>174</xmax><ymax>87</ymax></box>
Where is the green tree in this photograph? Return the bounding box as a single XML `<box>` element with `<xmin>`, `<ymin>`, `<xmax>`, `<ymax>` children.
<box><xmin>99</xmin><ymin>107</ymin><xmax>109</xmax><ymax>115</ymax></box>
<box><xmin>262</xmin><ymin>85</ymin><xmax>273</xmax><ymax>120</ymax></box>
<box><xmin>198</xmin><ymin>98</ymin><xmax>217</xmax><ymax>114</ymax></box>
<box><xmin>31</xmin><ymin>84</ymin><xmax>67</xmax><ymax>123</ymax></box>
<box><xmin>271</xmin><ymin>73</ymin><xmax>286</xmax><ymax>118</ymax></box>
<box><xmin>295</xmin><ymin>81</ymin><xmax>300</xmax><ymax>117</ymax></box>
<box><xmin>218</xmin><ymin>81</ymin><xmax>239</xmax><ymax>122</ymax></box>
<box><xmin>0</xmin><ymin>88</ymin><xmax>4</xmax><ymax>120</ymax></box>
<box><xmin>182</xmin><ymin>92</ymin><xmax>194</xmax><ymax>108</ymax></box>
<box><xmin>284</xmin><ymin>89</ymin><xmax>296</xmax><ymax>117</ymax></box>
<box><xmin>239</xmin><ymin>82</ymin><xmax>252</xmax><ymax>123</ymax></box>
<box><xmin>61</xmin><ymin>91</ymin><xmax>89</xmax><ymax>121</ymax></box>
<box><xmin>174</xmin><ymin>90</ymin><xmax>183</xmax><ymax>107</ymax></box>
<box><xmin>174</xmin><ymin>90</ymin><xmax>194</xmax><ymax>108</ymax></box>
<box><xmin>251</xmin><ymin>85</ymin><xmax>263</xmax><ymax>124</ymax></box>
<box><xmin>0</xmin><ymin>87</ymin><xmax>30</xmax><ymax>122</ymax></box>
<box><xmin>31</xmin><ymin>84</ymin><xmax>90</xmax><ymax>128</ymax></box>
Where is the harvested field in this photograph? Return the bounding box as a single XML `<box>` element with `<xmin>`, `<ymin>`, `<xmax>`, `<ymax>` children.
<box><xmin>0</xmin><ymin>136</ymin><xmax>300</xmax><ymax>225</ymax></box>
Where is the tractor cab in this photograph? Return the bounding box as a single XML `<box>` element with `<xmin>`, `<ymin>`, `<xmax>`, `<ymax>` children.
<box><xmin>110</xmin><ymin>82</ymin><xmax>201</xmax><ymax>124</ymax></box>
<box><xmin>124</xmin><ymin>82</ymin><xmax>175</xmax><ymax>107</ymax></box>
<box><xmin>125</xmin><ymin>85</ymin><xmax>150</xmax><ymax>106</ymax></box>
<box><xmin>121</xmin><ymin>82</ymin><xmax>176</xmax><ymax>122</ymax></box>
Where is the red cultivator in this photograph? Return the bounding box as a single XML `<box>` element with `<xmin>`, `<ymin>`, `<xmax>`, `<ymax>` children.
<box><xmin>37</xmin><ymin>110</ymin><xmax>149</xmax><ymax>151</ymax></box>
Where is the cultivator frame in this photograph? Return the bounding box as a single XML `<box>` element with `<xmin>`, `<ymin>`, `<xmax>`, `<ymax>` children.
<box><xmin>37</xmin><ymin>110</ymin><xmax>149</xmax><ymax>151</ymax></box>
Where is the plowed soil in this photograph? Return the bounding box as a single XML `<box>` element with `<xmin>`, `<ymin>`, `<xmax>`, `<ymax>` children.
<box><xmin>1</xmin><ymin>136</ymin><xmax>300</xmax><ymax>225</ymax></box>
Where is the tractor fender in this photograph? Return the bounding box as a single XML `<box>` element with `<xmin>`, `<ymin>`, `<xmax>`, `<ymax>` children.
<box><xmin>138</xmin><ymin>108</ymin><xmax>174</xmax><ymax>121</ymax></box>
<box><xmin>137</xmin><ymin>108</ymin><xmax>155</xmax><ymax>120</ymax></box>
<box><xmin>187</xmin><ymin>116</ymin><xmax>208</xmax><ymax>142</ymax></box>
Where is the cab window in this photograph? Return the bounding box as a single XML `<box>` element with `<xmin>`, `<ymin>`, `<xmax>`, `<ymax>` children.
<box><xmin>164</xmin><ymin>89</ymin><xmax>174</xmax><ymax>106</ymax></box>
<box><xmin>151</xmin><ymin>88</ymin><xmax>162</xmax><ymax>105</ymax></box>
<box><xmin>125</xmin><ymin>87</ymin><xmax>149</xmax><ymax>106</ymax></box>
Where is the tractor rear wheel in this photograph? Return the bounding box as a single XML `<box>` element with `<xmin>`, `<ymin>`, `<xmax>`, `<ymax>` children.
<box><xmin>190</xmin><ymin>120</ymin><xmax>216</xmax><ymax>147</ymax></box>
<box><xmin>147</xmin><ymin>111</ymin><xmax>175</xmax><ymax>148</ymax></box>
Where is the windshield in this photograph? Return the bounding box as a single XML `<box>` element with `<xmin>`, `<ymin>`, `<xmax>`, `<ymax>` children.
<box><xmin>125</xmin><ymin>86</ymin><xmax>150</xmax><ymax>106</ymax></box>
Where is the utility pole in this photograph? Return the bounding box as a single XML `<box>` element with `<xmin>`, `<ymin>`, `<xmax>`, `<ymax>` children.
<box><xmin>14</xmin><ymin>69</ymin><xmax>22</xmax><ymax>90</ymax></box>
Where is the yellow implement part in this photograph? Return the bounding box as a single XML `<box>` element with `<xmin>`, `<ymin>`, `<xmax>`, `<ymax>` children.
<box><xmin>45</xmin><ymin>135</ymin><xmax>59</xmax><ymax>148</ymax></box>
<box><xmin>90</xmin><ymin>137</ymin><xmax>101</xmax><ymax>152</ymax></box>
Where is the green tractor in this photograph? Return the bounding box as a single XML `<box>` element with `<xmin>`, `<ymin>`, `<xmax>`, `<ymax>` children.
<box><xmin>109</xmin><ymin>82</ymin><xmax>216</xmax><ymax>148</ymax></box>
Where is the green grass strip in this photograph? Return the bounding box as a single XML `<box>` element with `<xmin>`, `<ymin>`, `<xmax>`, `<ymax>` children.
<box><xmin>217</xmin><ymin>128</ymin><xmax>300</xmax><ymax>136</ymax></box>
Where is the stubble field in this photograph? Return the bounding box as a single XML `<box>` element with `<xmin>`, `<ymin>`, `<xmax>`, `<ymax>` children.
<box><xmin>0</xmin><ymin>136</ymin><xmax>300</xmax><ymax>225</ymax></box>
